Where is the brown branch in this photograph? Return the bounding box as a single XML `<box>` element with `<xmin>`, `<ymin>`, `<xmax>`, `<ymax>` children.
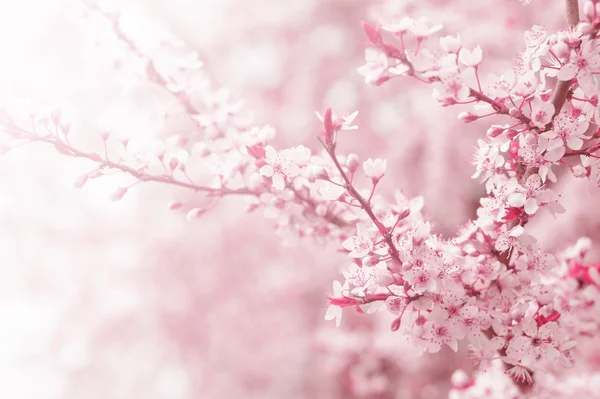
<box><xmin>551</xmin><ymin>0</ymin><xmax>581</xmax><ymax>116</ymax></box>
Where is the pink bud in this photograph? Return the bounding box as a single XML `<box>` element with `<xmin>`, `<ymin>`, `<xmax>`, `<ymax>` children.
<box><xmin>398</xmin><ymin>207</ymin><xmax>411</xmax><ymax>220</ymax></box>
<box><xmin>50</xmin><ymin>109</ymin><xmax>62</xmax><ymax>126</ymax></box>
<box><xmin>168</xmin><ymin>155</ymin><xmax>180</xmax><ymax>171</ymax></box>
<box><xmin>186</xmin><ymin>208</ymin><xmax>205</xmax><ymax>221</ymax></box>
<box><xmin>578</xmin><ymin>22</ymin><xmax>594</xmax><ymax>35</ymax></box>
<box><xmin>458</xmin><ymin>112</ymin><xmax>478</xmax><ymax>123</ymax></box>
<box><xmin>508</xmin><ymin>107</ymin><xmax>520</xmax><ymax>117</ymax></box>
<box><xmin>73</xmin><ymin>173</ymin><xmax>88</xmax><ymax>189</ymax></box>
<box><xmin>362</xmin><ymin>21</ymin><xmax>383</xmax><ymax>46</ymax></box>
<box><xmin>552</xmin><ymin>41</ymin><xmax>570</xmax><ymax>58</ymax></box>
<box><xmin>390</xmin><ymin>317</ymin><xmax>402</xmax><ymax>332</ymax></box>
<box><xmin>362</xmin><ymin>256</ymin><xmax>379</xmax><ymax>267</ymax></box>
<box><xmin>487</xmin><ymin>126</ymin><xmax>504</xmax><ymax>138</ymax></box>
<box><xmin>374</xmin><ymin>76</ymin><xmax>391</xmax><ymax>86</ymax></box>
<box><xmin>99</xmin><ymin>131</ymin><xmax>110</xmax><ymax>141</ymax></box>
<box><xmin>167</xmin><ymin>201</ymin><xmax>183</xmax><ymax>210</ymax></box>
<box><xmin>246</xmin><ymin>144</ymin><xmax>266</xmax><ymax>159</ymax></box>
<box><xmin>346</xmin><ymin>153</ymin><xmax>360</xmax><ymax>172</ymax></box>
<box><xmin>60</xmin><ymin>122</ymin><xmax>71</xmax><ymax>136</ymax></box>
<box><xmin>109</xmin><ymin>186</ymin><xmax>128</xmax><ymax>201</ymax></box>
<box><xmin>314</xmin><ymin>167</ymin><xmax>329</xmax><ymax>180</ymax></box>
<box><xmin>322</xmin><ymin>107</ymin><xmax>334</xmax><ymax>143</ymax></box>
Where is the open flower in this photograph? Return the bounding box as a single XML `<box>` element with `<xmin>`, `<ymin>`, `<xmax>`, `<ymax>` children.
<box><xmin>342</xmin><ymin>224</ymin><xmax>373</xmax><ymax>258</ymax></box>
<box><xmin>315</xmin><ymin>110</ymin><xmax>359</xmax><ymax>131</ymax></box>
<box><xmin>259</xmin><ymin>146</ymin><xmax>301</xmax><ymax>190</ymax></box>
<box><xmin>506</xmin><ymin>318</ymin><xmax>560</xmax><ymax>363</ymax></box>
<box><xmin>362</xmin><ymin>158</ymin><xmax>387</xmax><ymax>180</ymax></box>
<box><xmin>529</xmin><ymin>97</ymin><xmax>554</xmax><ymax>128</ymax></box>
<box><xmin>324</xmin><ymin>280</ymin><xmax>350</xmax><ymax>327</ymax></box>
<box><xmin>540</xmin><ymin>110</ymin><xmax>589</xmax><ymax>150</ymax></box>
<box><xmin>458</xmin><ymin>46</ymin><xmax>483</xmax><ymax>68</ymax></box>
<box><xmin>357</xmin><ymin>48</ymin><xmax>389</xmax><ymax>86</ymax></box>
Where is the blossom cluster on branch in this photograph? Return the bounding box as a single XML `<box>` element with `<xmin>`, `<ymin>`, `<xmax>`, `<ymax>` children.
<box><xmin>3</xmin><ymin>0</ymin><xmax>600</xmax><ymax>396</ymax></box>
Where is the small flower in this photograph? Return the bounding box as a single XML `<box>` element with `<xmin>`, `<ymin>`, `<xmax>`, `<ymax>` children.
<box><xmin>529</xmin><ymin>97</ymin><xmax>555</xmax><ymax>128</ymax></box>
<box><xmin>342</xmin><ymin>224</ymin><xmax>373</xmax><ymax>258</ymax></box>
<box><xmin>506</xmin><ymin>317</ymin><xmax>560</xmax><ymax>363</ymax></box>
<box><xmin>343</xmin><ymin>263</ymin><xmax>376</xmax><ymax>294</ymax></box>
<box><xmin>357</xmin><ymin>48</ymin><xmax>389</xmax><ymax>86</ymax></box>
<box><xmin>557</xmin><ymin>40</ymin><xmax>600</xmax><ymax>90</ymax></box>
<box><xmin>126</xmin><ymin>138</ymin><xmax>165</xmax><ymax>173</ymax></box>
<box><xmin>259</xmin><ymin>146</ymin><xmax>301</xmax><ymax>190</ymax></box>
<box><xmin>362</xmin><ymin>158</ymin><xmax>387</xmax><ymax>180</ymax></box>
<box><xmin>540</xmin><ymin>110</ymin><xmax>589</xmax><ymax>150</ymax></box>
<box><xmin>404</xmin><ymin>265</ymin><xmax>439</xmax><ymax>294</ymax></box>
<box><xmin>495</xmin><ymin>225</ymin><xmax>525</xmax><ymax>252</ymax></box>
<box><xmin>315</xmin><ymin>110</ymin><xmax>359</xmax><ymax>131</ymax></box>
<box><xmin>458</xmin><ymin>46</ymin><xmax>483</xmax><ymax>67</ymax></box>
<box><xmin>472</xmin><ymin>140</ymin><xmax>505</xmax><ymax>181</ymax></box>
<box><xmin>325</xmin><ymin>280</ymin><xmax>350</xmax><ymax>327</ymax></box>
<box><xmin>422</xmin><ymin>321</ymin><xmax>459</xmax><ymax>352</ymax></box>
<box><xmin>439</xmin><ymin>34</ymin><xmax>461</xmax><ymax>53</ymax></box>
<box><xmin>380</xmin><ymin>17</ymin><xmax>415</xmax><ymax>34</ymax></box>
<box><xmin>409</xmin><ymin>18</ymin><xmax>443</xmax><ymax>39</ymax></box>
<box><xmin>316</xmin><ymin>179</ymin><xmax>346</xmax><ymax>200</ymax></box>
<box><xmin>385</xmin><ymin>295</ymin><xmax>408</xmax><ymax>315</ymax></box>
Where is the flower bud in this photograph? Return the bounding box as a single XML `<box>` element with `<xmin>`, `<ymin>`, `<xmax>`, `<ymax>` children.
<box><xmin>346</xmin><ymin>153</ymin><xmax>360</xmax><ymax>173</ymax></box>
<box><xmin>572</xmin><ymin>165</ymin><xmax>589</xmax><ymax>178</ymax></box>
<box><xmin>577</xmin><ymin>22</ymin><xmax>594</xmax><ymax>35</ymax></box>
<box><xmin>167</xmin><ymin>201</ymin><xmax>183</xmax><ymax>210</ymax></box>
<box><xmin>458</xmin><ymin>112</ymin><xmax>478</xmax><ymax>123</ymax></box>
<box><xmin>487</xmin><ymin>126</ymin><xmax>504</xmax><ymax>138</ymax></box>
<box><xmin>362</xmin><ymin>21</ymin><xmax>383</xmax><ymax>46</ymax></box>
<box><xmin>186</xmin><ymin>208</ymin><xmax>205</xmax><ymax>221</ymax></box>
<box><xmin>109</xmin><ymin>186</ymin><xmax>128</xmax><ymax>201</ymax></box>
<box><xmin>508</xmin><ymin>107</ymin><xmax>521</xmax><ymax>118</ymax></box>
<box><xmin>73</xmin><ymin>173</ymin><xmax>88</xmax><ymax>189</ymax></box>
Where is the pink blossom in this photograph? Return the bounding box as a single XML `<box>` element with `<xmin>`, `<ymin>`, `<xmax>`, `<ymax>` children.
<box><xmin>362</xmin><ymin>158</ymin><xmax>387</xmax><ymax>179</ymax></box>
<box><xmin>529</xmin><ymin>97</ymin><xmax>555</xmax><ymax>128</ymax></box>
<box><xmin>357</xmin><ymin>48</ymin><xmax>389</xmax><ymax>86</ymax></box>
<box><xmin>422</xmin><ymin>321</ymin><xmax>459</xmax><ymax>352</ymax></box>
<box><xmin>557</xmin><ymin>40</ymin><xmax>600</xmax><ymax>90</ymax></box>
<box><xmin>315</xmin><ymin>110</ymin><xmax>359</xmax><ymax>131</ymax></box>
<box><xmin>458</xmin><ymin>46</ymin><xmax>483</xmax><ymax>68</ymax></box>
<box><xmin>259</xmin><ymin>146</ymin><xmax>301</xmax><ymax>190</ymax></box>
<box><xmin>439</xmin><ymin>34</ymin><xmax>461</xmax><ymax>53</ymax></box>
<box><xmin>325</xmin><ymin>280</ymin><xmax>351</xmax><ymax>327</ymax></box>
<box><xmin>506</xmin><ymin>318</ymin><xmax>560</xmax><ymax>363</ymax></box>
<box><xmin>540</xmin><ymin>109</ymin><xmax>589</xmax><ymax>150</ymax></box>
<box><xmin>342</xmin><ymin>225</ymin><xmax>373</xmax><ymax>258</ymax></box>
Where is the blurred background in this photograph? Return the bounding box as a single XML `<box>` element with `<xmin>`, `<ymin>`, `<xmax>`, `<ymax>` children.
<box><xmin>0</xmin><ymin>0</ymin><xmax>598</xmax><ymax>398</ymax></box>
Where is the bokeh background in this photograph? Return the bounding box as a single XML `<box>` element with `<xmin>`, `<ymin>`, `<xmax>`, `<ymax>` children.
<box><xmin>1</xmin><ymin>0</ymin><xmax>599</xmax><ymax>398</ymax></box>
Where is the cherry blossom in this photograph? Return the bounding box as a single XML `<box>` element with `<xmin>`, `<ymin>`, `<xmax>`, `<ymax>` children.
<box><xmin>421</xmin><ymin>321</ymin><xmax>459</xmax><ymax>352</ymax></box>
<box><xmin>259</xmin><ymin>146</ymin><xmax>301</xmax><ymax>190</ymax></box>
<box><xmin>506</xmin><ymin>318</ymin><xmax>560</xmax><ymax>363</ymax></box>
<box><xmin>458</xmin><ymin>46</ymin><xmax>483</xmax><ymax>68</ymax></box>
<box><xmin>540</xmin><ymin>109</ymin><xmax>589</xmax><ymax>150</ymax></box>
<box><xmin>325</xmin><ymin>280</ymin><xmax>350</xmax><ymax>327</ymax></box>
<box><xmin>6</xmin><ymin>0</ymin><xmax>600</xmax><ymax>396</ymax></box>
<box><xmin>362</xmin><ymin>158</ymin><xmax>387</xmax><ymax>180</ymax></box>
<box><xmin>342</xmin><ymin>224</ymin><xmax>373</xmax><ymax>258</ymax></box>
<box><xmin>529</xmin><ymin>97</ymin><xmax>555</xmax><ymax>128</ymax></box>
<box><xmin>357</xmin><ymin>48</ymin><xmax>389</xmax><ymax>86</ymax></box>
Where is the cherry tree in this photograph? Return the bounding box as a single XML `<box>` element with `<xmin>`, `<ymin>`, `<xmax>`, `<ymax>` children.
<box><xmin>3</xmin><ymin>0</ymin><xmax>600</xmax><ymax>397</ymax></box>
